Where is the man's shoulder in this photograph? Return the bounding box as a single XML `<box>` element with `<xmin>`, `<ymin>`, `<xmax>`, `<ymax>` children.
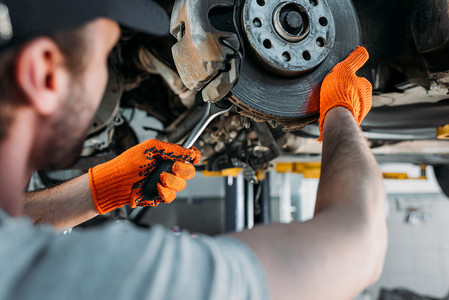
<box><xmin>0</xmin><ymin>209</ymin><xmax>54</xmax><ymax>249</ymax></box>
<box><xmin>0</xmin><ymin>211</ymin><xmax>270</xmax><ymax>300</ymax></box>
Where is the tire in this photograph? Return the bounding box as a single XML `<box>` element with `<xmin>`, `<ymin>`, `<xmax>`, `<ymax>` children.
<box><xmin>433</xmin><ymin>165</ymin><xmax>449</xmax><ymax>198</ymax></box>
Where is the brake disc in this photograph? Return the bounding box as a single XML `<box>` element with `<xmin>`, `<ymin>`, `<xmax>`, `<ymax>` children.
<box><xmin>230</xmin><ymin>0</ymin><xmax>361</xmax><ymax>130</ymax></box>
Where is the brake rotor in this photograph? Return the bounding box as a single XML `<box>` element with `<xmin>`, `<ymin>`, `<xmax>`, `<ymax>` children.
<box><xmin>230</xmin><ymin>0</ymin><xmax>361</xmax><ymax>130</ymax></box>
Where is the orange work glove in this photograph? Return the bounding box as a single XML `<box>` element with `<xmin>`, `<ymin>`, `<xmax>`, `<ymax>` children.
<box><xmin>318</xmin><ymin>46</ymin><xmax>373</xmax><ymax>141</ymax></box>
<box><xmin>88</xmin><ymin>140</ymin><xmax>201</xmax><ymax>214</ymax></box>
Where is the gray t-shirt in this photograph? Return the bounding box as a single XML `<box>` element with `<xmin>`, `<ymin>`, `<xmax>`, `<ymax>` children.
<box><xmin>0</xmin><ymin>209</ymin><xmax>270</xmax><ymax>300</ymax></box>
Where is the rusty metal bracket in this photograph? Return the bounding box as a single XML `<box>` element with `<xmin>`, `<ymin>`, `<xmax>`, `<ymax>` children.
<box><xmin>170</xmin><ymin>0</ymin><xmax>242</xmax><ymax>102</ymax></box>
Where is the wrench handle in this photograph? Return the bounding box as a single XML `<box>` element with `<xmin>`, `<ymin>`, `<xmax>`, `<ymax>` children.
<box><xmin>142</xmin><ymin>100</ymin><xmax>233</xmax><ymax>202</ymax></box>
<box><xmin>142</xmin><ymin>159</ymin><xmax>175</xmax><ymax>202</ymax></box>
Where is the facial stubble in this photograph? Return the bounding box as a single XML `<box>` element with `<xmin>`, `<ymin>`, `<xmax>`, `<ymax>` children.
<box><xmin>41</xmin><ymin>82</ymin><xmax>96</xmax><ymax>170</ymax></box>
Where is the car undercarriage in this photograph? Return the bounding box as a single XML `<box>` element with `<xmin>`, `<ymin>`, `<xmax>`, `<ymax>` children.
<box><xmin>39</xmin><ymin>0</ymin><xmax>449</xmax><ymax>197</ymax></box>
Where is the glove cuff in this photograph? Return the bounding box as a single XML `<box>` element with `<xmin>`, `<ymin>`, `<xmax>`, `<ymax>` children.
<box><xmin>89</xmin><ymin>163</ymin><xmax>134</xmax><ymax>214</ymax></box>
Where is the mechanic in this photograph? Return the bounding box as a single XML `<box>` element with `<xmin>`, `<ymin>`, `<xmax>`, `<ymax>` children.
<box><xmin>0</xmin><ymin>0</ymin><xmax>387</xmax><ymax>299</ymax></box>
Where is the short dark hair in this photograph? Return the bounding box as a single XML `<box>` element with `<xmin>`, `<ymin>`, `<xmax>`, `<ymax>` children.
<box><xmin>0</xmin><ymin>24</ymin><xmax>90</xmax><ymax>141</ymax></box>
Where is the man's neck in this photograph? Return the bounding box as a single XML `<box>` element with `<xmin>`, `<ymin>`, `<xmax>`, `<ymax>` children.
<box><xmin>0</xmin><ymin>110</ymin><xmax>35</xmax><ymax>217</ymax></box>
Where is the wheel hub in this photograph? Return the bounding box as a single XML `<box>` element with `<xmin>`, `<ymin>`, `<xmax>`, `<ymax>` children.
<box><xmin>242</xmin><ymin>0</ymin><xmax>335</xmax><ymax>76</ymax></box>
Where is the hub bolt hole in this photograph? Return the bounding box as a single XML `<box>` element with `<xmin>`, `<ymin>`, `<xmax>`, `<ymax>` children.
<box><xmin>263</xmin><ymin>39</ymin><xmax>272</xmax><ymax>49</ymax></box>
<box><xmin>282</xmin><ymin>52</ymin><xmax>291</xmax><ymax>62</ymax></box>
<box><xmin>303</xmin><ymin>51</ymin><xmax>311</xmax><ymax>61</ymax></box>
<box><xmin>309</xmin><ymin>0</ymin><xmax>318</xmax><ymax>6</ymax></box>
<box><xmin>316</xmin><ymin>37</ymin><xmax>325</xmax><ymax>47</ymax></box>
<box><xmin>256</xmin><ymin>0</ymin><xmax>266</xmax><ymax>6</ymax></box>
<box><xmin>319</xmin><ymin>17</ymin><xmax>328</xmax><ymax>26</ymax></box>
<box><xmin>253</xmin><ymin>18</ymin><xmax>262</xmax><ymax>28</ymax></box>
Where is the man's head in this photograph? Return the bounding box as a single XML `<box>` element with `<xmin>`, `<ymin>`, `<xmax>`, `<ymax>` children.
<box><xmin>0</xmin><ymin>0</ymin><xmax>169</xmax><ymax>170</ymax></box>
<box><xmin>0</xmin><ymin>19</ymin><xmax>120</xmax><ymax>170</ymax></box>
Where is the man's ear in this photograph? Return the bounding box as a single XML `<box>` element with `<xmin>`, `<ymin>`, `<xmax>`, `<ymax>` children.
<box><xmin>14</xmin><ymin>37</ymin><xmax>68</xmax><ymax>117</ymax></box>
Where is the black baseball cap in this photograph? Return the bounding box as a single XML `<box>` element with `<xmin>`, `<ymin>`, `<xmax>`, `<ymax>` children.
<box><xmin>0</xmin><ymin>0</ymin><xmax>169</xmax><ymax>51</ymax></box>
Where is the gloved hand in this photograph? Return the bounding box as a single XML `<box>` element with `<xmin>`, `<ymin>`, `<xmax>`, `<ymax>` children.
<box><xmin>88</xmin><ymin>140</ymin><xmax>201</xmax><ymax>214</ymax></box>
<box><xmin>318</xmin><ymin>46</ymin><xmax>372</xmax><ymax>141</ymax></box>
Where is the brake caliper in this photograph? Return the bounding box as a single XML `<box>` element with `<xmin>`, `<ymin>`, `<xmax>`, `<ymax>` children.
<box><xmin>170</xmin><ymin>0</ymin><xmax>243</xmax><ymax>102</ymax></box>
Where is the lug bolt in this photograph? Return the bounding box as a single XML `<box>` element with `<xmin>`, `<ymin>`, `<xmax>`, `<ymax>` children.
<box><xmin>285</xmin><ymin>11</ymin><xmax>303</xmax><ymax>31</ymax></box>
<box><xmin>280</xmin><ymin>8</ymin><xmax>304</xmax><ymax>36</ymax></box>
